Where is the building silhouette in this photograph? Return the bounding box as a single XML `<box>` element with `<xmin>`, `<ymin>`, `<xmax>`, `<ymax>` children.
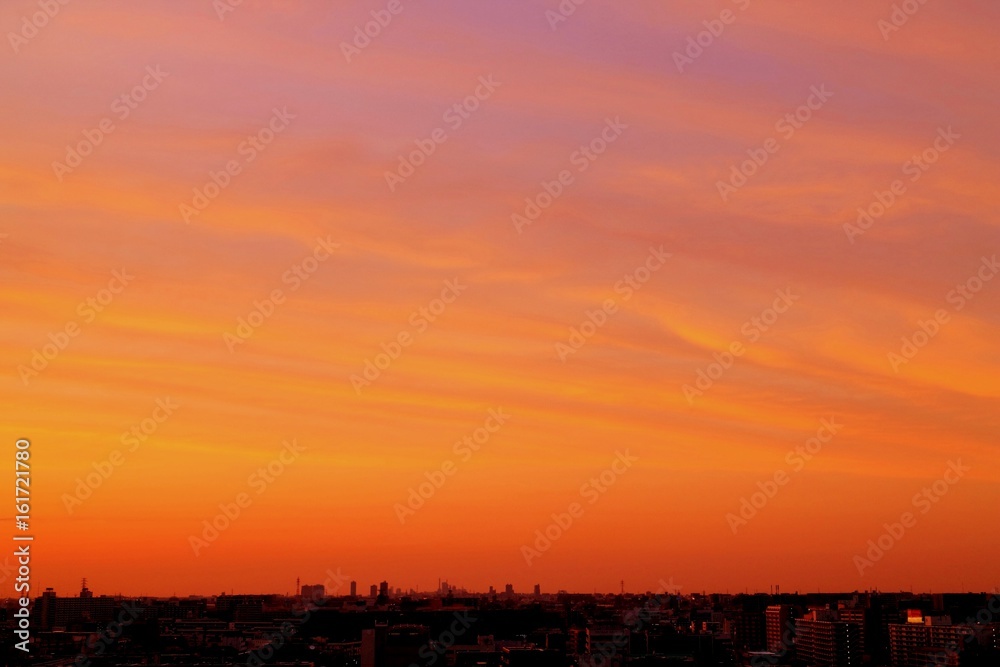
<box><xmin>301</xmin><ymin>583</ymin><xmax>325</xmax><ymax>600</ymax></box>
<box><xmin>362</xmin><ymin>622</ymin><xmax>430</xmax><ymax>667</ymax></box>
<box><xmin>794</xmin><ymin>609</ymin><xmax>862</xmax><ymax>667</ymax></box>
<box><xmin>765</xmin><ymin>604</ymin><xmax>795</xmax><ymax>652</ymax></box>
<box><xmin>888</xmin><ymin>613</ymin><xmax>972</xmax><ymax>667</ymax></box>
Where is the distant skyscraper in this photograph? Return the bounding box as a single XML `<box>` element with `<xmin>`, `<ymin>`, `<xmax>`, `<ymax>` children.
<box><xmin>505</xmin><ymin>584</ymin><xmax>514</xmax><ymax>595</ymax></box>
<box><xmin>379</xmin><ymin>580</ymin><xmax>389</xmax><ymax>597</ymax></box>
<box><xmin>370</xmin><ymin>584</ymin><xmax>378</xmax><ymax>597</ymax></box>
<box><xmin>350</xmin><ymin>580</ymin><xmax>357</xmax><ymax>597</ymax></box>
<box><xmin>301</xmin><ymin>584</ymin><xmax>325</xmax><ymax>600</ymax></box>
<box><xmin>533</xmin><ymin>584</ymin><xmax>540</xmax><ymax>596</ymax></box>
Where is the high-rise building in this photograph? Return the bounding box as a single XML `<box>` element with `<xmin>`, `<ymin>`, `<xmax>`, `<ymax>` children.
<box><xmin>379</xmin><ymin>581</ymin><xmax>389</xmax><ymax>597</ymax></box>
<box><xmin>765</xmin><ymin>605</ymin><xmax>795</xmax><ymax>652</ymax></box>
<box><xmin>301</xmin><ymin>584</ymin><xmax>325</xmax><ymax>600</ymax></box>
<box><xmin>981</xmin><ymin>623</ymin><xmax>1000</xmax><ymax>651</ymax></box>
<box><xmin>362</xmin><ymin>622</ymin><xmax>387</xmax><ymax>667</ymax></box>
<box><xmin>730</xmin><ymin>608</ymin><xmax>766</xmax><ymax>651</ymax></box>
<box><xmin>350</xmin><ymin>580</ymin><xmax>357</xmax><ymax>597</ymax></box>
<box><xmin>370</xmin><ymin>584</ymin><xmax>378</xmax><ymax>597</ymax></box>
<box><xmin>216</xmin><ymin>594</ymin><xmax>264</xmax><ymax>622</ymax></box>
<box><xmin>39</xmin><ymin>588</ymin><xmax>58</xmax><ymax>631</ymax></box>
<box><xmin>888</xmin><ymin>614</ymin><xmax>972</xmax><ymax>667</ymax></box>
<box><xmin>533</xmin><ymin>584</ymin><xmax>541</xmax><ymax>596</ymax></box>
<box><xmin>838</xmin><ymin>602</ymin><xmax>871</xmax><ymax>658</ymax></box>
<box><xmin>37</xmin><ymin>585</ymin><xmax>124</xmax><ymax>630</ymax></box>
<box><xmin>795</xmin><ymin>609</ymin><xmax>862</xmax><ymax>667</ymax></box>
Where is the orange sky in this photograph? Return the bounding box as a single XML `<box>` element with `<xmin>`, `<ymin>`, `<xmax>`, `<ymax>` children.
<box><xmin>2</xmin><ymin>0</ymin><xmax>998</xmax><ymax>597</ymax></box>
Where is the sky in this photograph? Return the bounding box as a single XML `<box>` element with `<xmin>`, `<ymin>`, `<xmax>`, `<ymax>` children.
<box><xmin>1</xmin><ymin>0</ymin><xmax>998</xmax><ymax>598</ymax></box>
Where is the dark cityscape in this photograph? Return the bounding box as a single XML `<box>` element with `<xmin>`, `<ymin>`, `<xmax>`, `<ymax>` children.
<box><xmin>4</xmin><ymin>580</ymin><xmax>999</xmax><ymax>666</ymax></box>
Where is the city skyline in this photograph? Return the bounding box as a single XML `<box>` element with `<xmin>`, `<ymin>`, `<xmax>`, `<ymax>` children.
<box><xmin>14</xmin><ymin>582</ymin><xmax>1000</xmax><ymax>666</ymax></box>
<box><xmin>28</xmin><ymin>579</ymin><xmax>1000</xmax><ymax>599</ymax></box>
<box><xmin>22</xmin><ymin>575</ymin><xmax>1000</xmax><ymax>601</ymax></box>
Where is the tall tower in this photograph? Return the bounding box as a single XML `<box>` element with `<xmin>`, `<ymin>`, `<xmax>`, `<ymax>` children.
<box><xmin>296</xmin><ymin>577</ymin><xmax>301</xmax><ymax>597</ymax></box>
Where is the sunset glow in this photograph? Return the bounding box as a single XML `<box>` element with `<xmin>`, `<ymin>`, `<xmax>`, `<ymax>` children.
<box><xmin>2</xmin><ymin>0</ymin><xmax>998</xmax><ymax>599</ymax></box>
